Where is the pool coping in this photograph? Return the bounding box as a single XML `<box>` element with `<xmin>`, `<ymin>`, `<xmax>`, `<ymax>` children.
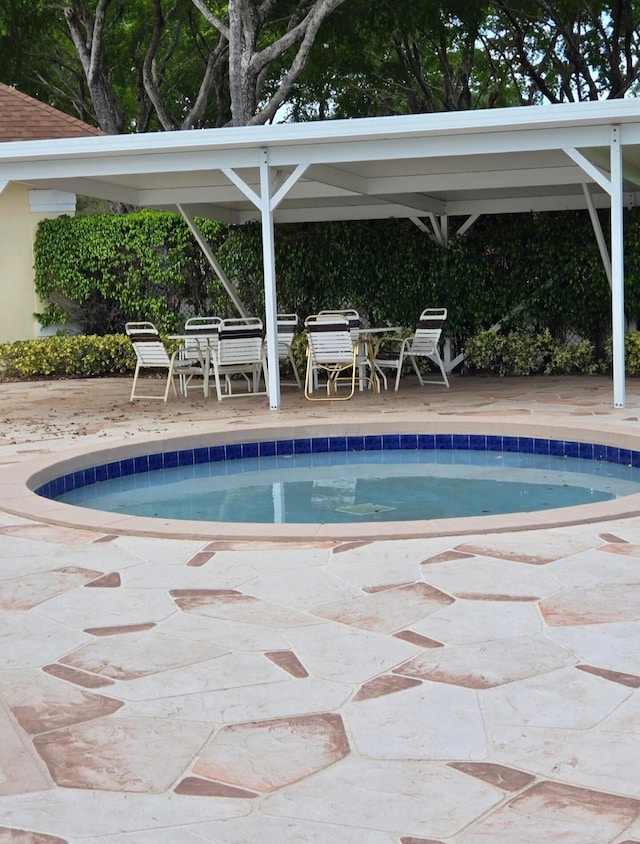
<box><xmin>4</xmin><ymin>417</ymin><xmax>640</xmax><ymax>541</ymax></box>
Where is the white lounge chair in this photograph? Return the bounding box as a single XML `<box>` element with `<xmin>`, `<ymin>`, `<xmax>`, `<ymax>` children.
<box><xmin>125</xmin><ymin>321</ymin><xmax>192</xmax><ymax>402</ymax></box>
<box><xmin>210</xmin><ymin>317</ymin><xmax>269</xmax><ymax>401</ymax></box>
<box><xmin>304</xmin><ymin>313</ymin><xmax>358</xmax><ymax>401</ymax></box>
<box><xmin>373</xmin><ymin>308</ymin><xmax>450</xmax><ymax>390</ymax></box>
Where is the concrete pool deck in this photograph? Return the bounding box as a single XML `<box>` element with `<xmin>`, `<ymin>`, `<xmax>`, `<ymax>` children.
<box><xmin>2</xmin><ymin>374</ymin><xmax>640</xmax><ymax>842</ymax></box>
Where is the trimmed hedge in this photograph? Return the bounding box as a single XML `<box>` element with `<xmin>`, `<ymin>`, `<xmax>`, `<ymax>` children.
<box><xmin>0</xmin><ymin>335</ymin><xmax>136</xmax><ymax>379</ymax></box>
<box><xmin>463</xmin><ymin>329</ymin><xmax>600</xmax><ymax>376</ymax></box>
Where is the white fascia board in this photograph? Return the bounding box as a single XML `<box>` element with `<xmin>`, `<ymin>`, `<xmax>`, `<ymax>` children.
<box><xmin>370</xmin><ymin>166</ymin><xmax>589</xmax><ymax>195</ymax></box>
<box><xmin>1</xmin><ymin>98</ymin><xmax>638</xmax><ymax>165</ymax></box>
<box><xmin>264</xmin><ymin>126</ymin><xmax>616</xmax><ymax>170</ymax></box>
<box><xmin>0</xmin><ymin>146</ymin><xmax>263</xmax><ymax>181</ymax></box>
<box><xmin>0</xmin><ymin>111</ymin><xmax>633</xmax><ymax>184</ymax></box>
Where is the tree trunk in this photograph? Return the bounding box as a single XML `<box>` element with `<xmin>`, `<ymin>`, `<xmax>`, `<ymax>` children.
<box><xmin>191</xmin><ymin>0</ymin><xmax>348</xmax><ymax>126</ymax></box>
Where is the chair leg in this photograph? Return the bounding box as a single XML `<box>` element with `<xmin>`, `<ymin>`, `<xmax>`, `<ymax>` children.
<box><xmin>409</xmin><ymin>353</ymin><xmax>449</xmax><ymax>387</ymax></box>
<box><xmin>409</xmin><ymin>355</ymin><xmax>425</xmax><ymax>386</ymax></box>
<box><xmin>432</xmin><ymin>352</ymin><xmax>450</xmax><ymax>387</ymax></box>
<box><xmin>304</xmin><ymin>353</ymin><xmax>314</xmax><ymax>399</ymax></box>
<box><xmin>374</xmin><ymin>365</ymin><xmax>388</xmax><ymax>391</ymax></box>
<box><xmin>130</xmin><ymin>363</ymin><xmax>141</xmax><ymax>402</ymax></box>
<box><xmin>288</xmin><ymin>350</ymin><xmax>302</xmax><ymax>388</ymax></box>
<box><xmin>162</xmin><ymin>368</ymin><xmax>173</xmax><ymax>402</ymax></box>
<box><xmin>212</xmin><ymin>365</ymin><xmax>224</xmax><ymax>401</ymax></box>
<box><xmin>394</xmin><ymin>362</ymin><xmax>402</xmax><ymax>391</ymax></box>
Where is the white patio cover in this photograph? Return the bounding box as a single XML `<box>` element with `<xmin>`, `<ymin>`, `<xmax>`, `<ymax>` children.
<box><xmin>1</xmin><ymin>98</ymin><xmax>639</xmax><ymax>409</ymax></box>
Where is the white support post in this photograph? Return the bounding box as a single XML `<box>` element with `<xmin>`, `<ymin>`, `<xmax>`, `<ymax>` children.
<box><xmin>581</xmin><ymin>185</ymin><xmax>612</xmax><ymax>288</ymax></box>
<box><xmin>220</xmin><ymin>154</ymin><xmax>308</xmax><ymax>411</ymax></box>
<box><xmin>427</xmin><ymin>212</ymin><xmax>446</xmax><ymax>246</ymax></box>
<box><xmin>440</xmin><ymin>214</ymin><xmax>448</xmax><ymax>245</ymax></box>
<box><xmin>610</xmin><ymin>126</ymin><xmax>625</xmax><ymax>408</ymax></box>
<box><xmin>177</xmin><ymin>204</ymin><xmax>249</xmax><ymax>318</ymax></box>
<box><xmin>260</xmin><ymin>151</ymin><xmax>281</xmax><ymax>410</ymax></box>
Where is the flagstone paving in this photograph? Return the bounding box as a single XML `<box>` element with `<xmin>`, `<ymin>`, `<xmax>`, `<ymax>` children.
<box><xmin>1</xmin><ymin>375</ymin><xmax>640</xmax><ymax>841</ymax></box>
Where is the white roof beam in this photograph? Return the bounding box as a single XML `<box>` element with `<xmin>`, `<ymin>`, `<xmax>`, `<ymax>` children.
<box><xmin>169</xmin><ymin>202</ymin><xmax>242</xmax><ymax>225</ymax></box>
<box><xmin>372</xmin><ymin>192</ymin><xmax>445</xmax><ymax>215</ymax></box>
<box><xmin>266</xmin><ymin>203</ymin><xmax>437</xmax><ymax>224</ymax></box>
<box><xmin>139</xmin><ymin>180</ymin><xmax>357</xmax><ymax>206</ymax></box>
<box><xmin>305</xmin><ymin>163</ymin><xmax>369</xmax><ymax>195</ymax></box>
<box><xmin>370</xmin><ymin>166</ymin><xmax>588</xmax><ymax>195</ymax></box>
<box><xmin>444</xmin><ymin>193</ymin><xmax>618</xmax><ymax>216</ymax></box>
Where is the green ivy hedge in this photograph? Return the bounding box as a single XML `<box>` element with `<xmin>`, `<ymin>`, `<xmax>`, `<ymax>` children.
<box><xmin>32</xmin><ymin>207</ymin><xmax>640</xmax><ymax>357</ymax></box>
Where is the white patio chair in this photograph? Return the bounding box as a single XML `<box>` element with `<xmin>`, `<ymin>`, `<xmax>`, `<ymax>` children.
<box><xmin>210</xmin><ymin>317</ymin><xmax>269</xmax><ymax>401</ymax></box>
<box><xmin>373</xmin><ymin>307</ymin><xmax>449</xmax><ymax>390</ymax></box>
<box><xmin>179</xmin><ymin>315</ymin><xmax>223</xmax><ymax>396</ymax></box>
<box><xmin>317</xmin><ymin>308</ymin><xmax>377</xmax><ymax>391</ymax></box>
<box><xmin>125</xmin><ymin>321</ymin><xmax>192</xmax><ymax>402</ymax></box>
<box><xmin>268</xmin><ymin>313</ymin><xmax>302</xmax><ymax>389</ymax></box>
<box><xmin>304</xmin><ymin>313</ymin><xmax>358</xmax><ymax>401</ymax></box>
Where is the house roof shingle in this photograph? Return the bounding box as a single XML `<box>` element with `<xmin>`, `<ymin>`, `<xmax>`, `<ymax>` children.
<box><xmin>0</xmin><ymin>82</ymin><xmax>104</xmax><ymax>142</ymax></box>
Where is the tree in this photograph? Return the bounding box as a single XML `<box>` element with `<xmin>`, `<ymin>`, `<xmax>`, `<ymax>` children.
<box><xmin>284</xmin><ymin>0</ymin><xmax>521</xmax><ymax>119</ymax></box>
<box><xmin>190</xmin><ymin>0</ymin><xmax>349</xmax><ymax>125</ymax></box>
<box><xmin>61</xmin><ymin>0</ymin><xmax>233</xmax><ymax>132</ymax></box>
<box><xmin>486</xmin><ymin>0</ymin><xmax>640</xmax><ymax>103</ymax></box>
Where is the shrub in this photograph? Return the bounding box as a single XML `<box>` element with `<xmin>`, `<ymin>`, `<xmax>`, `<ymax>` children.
<box><xmin>0</xmin><ymin>335</ymin><xmax>136</xmax><ymax>379</ymax></box>
<box><xmin>464</xmin><ymin>329</ymin><xmax>597</xmax><ymax>376</ymax></box>
<box><xmin>623</xmin><ymin>331</ymin><xmax>640</xmax><ymax>376</ymax></box>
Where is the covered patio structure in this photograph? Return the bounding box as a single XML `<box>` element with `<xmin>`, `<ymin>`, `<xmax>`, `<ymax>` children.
<box><xmin>1</xmin><ymin>98</ymin><xmax>639</xmax><ymax>408</ymax></box>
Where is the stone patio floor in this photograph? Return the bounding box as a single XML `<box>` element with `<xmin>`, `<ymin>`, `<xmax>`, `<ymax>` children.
<box><xmin>1</xmin><ymin>374</ymin><xmax>640</xmax><ymax>842</ymax></box>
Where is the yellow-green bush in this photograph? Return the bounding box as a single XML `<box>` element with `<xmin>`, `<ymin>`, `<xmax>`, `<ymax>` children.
<box><xmin>0</xmin><ymin>334</ymin><xmax>136</xmax><ymax>379</ymax></box>
<box><xmin>603</xmin><ymin>331</ymin><xmax>640</xmax><ymax>376</ymax></box>
<box><xmin>464</xmin><ymin>329</ymin><xmax>599</xmax><ymax>376</ymax></box>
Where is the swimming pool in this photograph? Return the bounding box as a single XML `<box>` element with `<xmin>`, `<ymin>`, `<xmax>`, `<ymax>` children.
<box><xmin>25</xmin><ymin>425</ymin><xmax>640</xmax><ymax>538</ymax></box>
<box><xmin>47</xmin><ymin>444</ymin><xmax>640</xmax><ymax>524</ymax></box>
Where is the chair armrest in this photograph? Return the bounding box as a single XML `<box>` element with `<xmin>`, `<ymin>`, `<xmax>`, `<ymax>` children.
<box><xmin>373</xmin><ymin>335</ymin><xmax>410</xmax><ymax>357</ymax></box>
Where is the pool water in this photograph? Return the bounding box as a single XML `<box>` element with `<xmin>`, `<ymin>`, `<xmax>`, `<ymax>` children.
<box><xmin>54</xmin><ymin>449</ymin><xmax>640</xmax><ymax>524</ymax></box>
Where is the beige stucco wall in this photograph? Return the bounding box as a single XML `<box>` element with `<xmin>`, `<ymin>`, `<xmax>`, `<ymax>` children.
<box><xmin>0</xmin><ymin>182</ymin><xmax>75</xmax><ymax>342</ymax></box>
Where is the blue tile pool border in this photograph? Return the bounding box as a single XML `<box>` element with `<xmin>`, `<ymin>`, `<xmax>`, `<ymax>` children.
<box><xmin>35</xmin><ymin>434</ymin><xmax>640</xmax><ymax>501</ymax></box>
